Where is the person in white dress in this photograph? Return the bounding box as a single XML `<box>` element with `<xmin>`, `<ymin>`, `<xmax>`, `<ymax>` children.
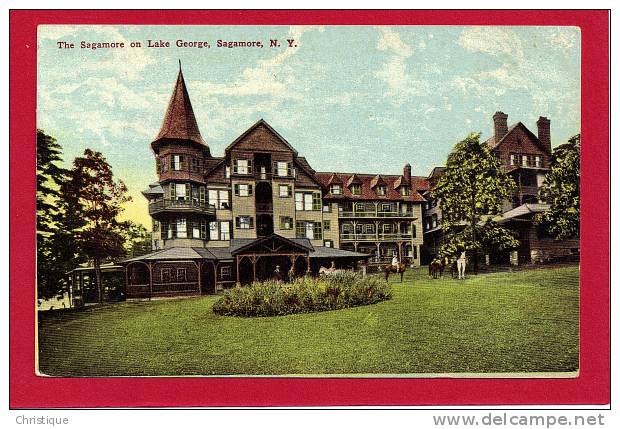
<box><xmin>457</xmin><ymin>251</ymin><xmax>467</xmax><ymax>279</ymax></box>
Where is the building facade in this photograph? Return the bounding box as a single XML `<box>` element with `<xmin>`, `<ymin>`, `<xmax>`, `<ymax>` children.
<box><xmin>422</xmin><ymin>112</ymin><xmax>579</xmax><ymax>265</ymax></box>
<box><xmin>124</xmin><ymin>68</ymin><xmax>427</xmax><ymax>298</ymax></box>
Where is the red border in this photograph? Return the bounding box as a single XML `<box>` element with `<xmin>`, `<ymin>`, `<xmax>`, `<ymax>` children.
<box><xmin>10</xmin><ymin>10</ymin><xmax>610</xmax><ymax>408</ymax></box>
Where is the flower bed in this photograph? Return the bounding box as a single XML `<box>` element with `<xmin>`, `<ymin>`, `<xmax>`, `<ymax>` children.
<box><xmin>212</xmin><ymin>272</ymin><xmax>391</xmax><ymax>317</ymax></box>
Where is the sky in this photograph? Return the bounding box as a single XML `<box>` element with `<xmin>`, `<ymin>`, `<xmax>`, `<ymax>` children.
<box><xmin>37</xmin><ymin>25</ymin><xmax>580</xmax><ymax>227</ymax></box>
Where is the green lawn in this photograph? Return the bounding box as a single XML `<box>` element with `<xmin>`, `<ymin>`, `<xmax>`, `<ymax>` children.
<box><xmin>37</xmin><ymin>265</ymin><xmax>579</xmax><ymax>376</ymax></box>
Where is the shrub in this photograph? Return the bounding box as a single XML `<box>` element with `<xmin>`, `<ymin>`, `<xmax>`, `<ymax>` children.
<box><xmin>212</xmin><ymin>273</ymin><xmax>391</xmax><ymax>317</ymax></box>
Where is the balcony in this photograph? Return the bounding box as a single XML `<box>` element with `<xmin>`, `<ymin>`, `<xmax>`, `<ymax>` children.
<box><xmin>339</xmin><ymin>211</ymin><xmax>414</xmax><ymax>218</ymax></box>
<box><xmin>340</xmin><ymin>233</ymin><xmax>414</xmax><ymax>241</ymax></box>
<box><xmin>148</xmin><ymin>198</ymin><xmax>216</xmax><ymax>216</ymax></box>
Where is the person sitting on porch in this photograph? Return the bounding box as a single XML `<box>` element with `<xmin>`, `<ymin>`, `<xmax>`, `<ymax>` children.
<box><xmin>273</xmin><ymin>265</ymin><xmax>283</xmax><ymax>282</ymax></box>
<box><xmin>330</xmin><ymin>260</ymin><xmax>336</xmax><ymax>270</ymax></box>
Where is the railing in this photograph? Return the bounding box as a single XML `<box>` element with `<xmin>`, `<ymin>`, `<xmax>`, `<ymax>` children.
<box><xmin>340</xmin><ymin>233</ymin><xmax>414</xmax><ymax>241</ymax></box>
<box><xmin>339</xmin><ymin>211</ymin><xmax>414</xmax><ymax>218</ymax></box>
<box><xmin>148</xmin><ymin>199</ymin><xmax>216</xmax><ymax>215</ymax></box>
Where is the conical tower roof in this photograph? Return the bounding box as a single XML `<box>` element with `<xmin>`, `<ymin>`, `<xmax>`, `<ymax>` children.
<box><xmin>154</xmin><ymin>66</ymin><xmax>206</xmax><ymax>147</ymax></box>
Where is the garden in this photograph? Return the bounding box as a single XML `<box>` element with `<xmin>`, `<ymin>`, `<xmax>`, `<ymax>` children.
<box><xmin>37</xmin><ymin>265</ymin><xmax>579</xmax><ymax>376</ymax></box>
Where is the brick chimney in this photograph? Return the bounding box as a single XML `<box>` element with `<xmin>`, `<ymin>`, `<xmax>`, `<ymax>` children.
<box><xmin>403</xmin><ymin>163</ymin><xmax>411</xmax><ymax>184</ymax></box>
<box><xmin>493</xmin><ymin>111</ymin><xmax>509</xmax><ymax>142</ymax></box>
<box><xmin>537</xmin><ymin>116</ymin><xmax>551</xmax><ymax>153</ymax></box>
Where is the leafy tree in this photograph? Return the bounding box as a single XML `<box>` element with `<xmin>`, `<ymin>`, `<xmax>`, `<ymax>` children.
<box><xmin>535</xmin><ymin>134</ymin><xmax>580</xmax><ymax>240</ymax></box>
<box><xmin>433</xmin><ymin>132</ymin><xmax>519</xmax><ymax>272</ymax></box>
<box><xmin>36</xmin><ymin>130</ymin><xmax>69</xmax><ymax>298</ymax></box>
<box><xmin>122</xmin><ymin>222</ymin><xmax>152</xmax><ymax>258</ymax></box>
<box><xmin>61</xmin><ymin>149</ymin><xmax>131</xmax><ymax>303</ymax></box>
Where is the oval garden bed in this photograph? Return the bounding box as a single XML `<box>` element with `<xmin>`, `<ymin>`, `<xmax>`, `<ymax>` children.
<box><xmin>212</xmin><ymin>272</ymin><xmax>391</xmax><ymax>317</ymax></box>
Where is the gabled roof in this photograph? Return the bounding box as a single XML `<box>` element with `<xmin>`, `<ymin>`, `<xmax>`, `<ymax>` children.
<box><xmin>346</xmin><ymin>174</ymin><xmax>363</xmax><ymax>187</ymax></box>
<box><xmin>485</xmin><ymin>122</ymin><xmax>551</xmax><ymax>154</ymax></box>
<box><xmin>369</xmin><ymin>174</ymin><xmax>387</xmax><ymax>189</ymax></box>
<box><xmin>225</xmin><ymin>119</ymin><xmax>298</xmax><ymax>155</ymax></box>
<box><xmin>315</xmin><ymin>172</ymin><xmax>426</xmax><ymax>202</ymax></box>
<box><xmin>154</xmin><ymin>67</ymin><xmax>206</xmax><ymax>147</ymax></box>
<box><xmin>393</xmin><ymin>175</ymin><xmax>409</xmax><ymax>189</ymax></box>
<box><xmin>326</xmin><ymin>173</ymin><xmax>344</xmax><ymax>185</ymax></box>
<box><xmin>229</xmin><ymin>234</ymin><xmax>314</xmax><ymax>255</ymax></box>
<box><xmin>495</xmin><ymin>203</ymin><xmax>550</xmax><ymax>224</ymax></box>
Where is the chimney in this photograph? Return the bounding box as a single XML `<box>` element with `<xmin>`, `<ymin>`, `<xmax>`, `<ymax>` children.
<box><xmin>493</xmin><ymin>111</ymin><xmax>509</xmax><ymax>142</ymax></box>
<box><xmin>403</xmin><ymin>163</ymin><xmax>411</xmax><ymax>184</ymax></box>
<box><xmin>537</xmin><ymin>116</ymin><xmax>551</xmax><ymax>153</ymax></box>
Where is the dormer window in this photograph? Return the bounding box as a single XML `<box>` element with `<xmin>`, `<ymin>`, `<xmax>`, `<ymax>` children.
<box><xmin>330</xmin><ymin>184</ymin><xmax>342</xmax><ymax>195</ymax></box>
<box><xmin>376</xmin><ymin>185</ymin><xmax>387</xmax><ymax>196</ymax></box>
<box><xmin>400</xmin><ymin>187</ymin><xmax>410</xmax><ymax>196</ymax></box>
<box><xmin>351</xmin><ymin>184</ymin><xmax>361</xmax><ymax>195</ymax></box>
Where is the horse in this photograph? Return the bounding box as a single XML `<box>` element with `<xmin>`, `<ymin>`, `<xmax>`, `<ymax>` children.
<box><xmin>428</xmin><ymin>257</ymin><xmax>449</xmax><ymax>279</ymax></box>
<box><xmin>383</xmin><ymin>261</ymin><xmax>408</xmax><ymax>283</ymax></box>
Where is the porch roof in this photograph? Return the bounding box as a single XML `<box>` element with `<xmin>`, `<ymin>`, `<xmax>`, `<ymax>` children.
<box><xmin>308</xmin><ymin>246</ymin><xmax>370</xmax><ymax>259</ymax></box>
<box><xmin>496</xmin><ymin>203</ymin><xmax>550</xmax><ymax>224</ymax></box>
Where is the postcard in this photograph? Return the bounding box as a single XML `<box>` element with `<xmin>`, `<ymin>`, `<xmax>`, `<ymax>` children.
<box><xmin>10</xmin><ymin>10</ymin><xmax>609</xmax><ymax>408</ymax></box>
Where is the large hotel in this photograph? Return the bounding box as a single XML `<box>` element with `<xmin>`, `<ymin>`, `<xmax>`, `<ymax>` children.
<box><xmin>123</xmin><ymin>68</ymin><xmax>578</xmax><ymax>299</ymax></box>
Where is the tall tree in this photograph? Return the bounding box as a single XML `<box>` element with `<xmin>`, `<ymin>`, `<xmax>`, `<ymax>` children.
<box><xmin>433</xmin><ymin>132</ymin><xmax>519</xmax><ymax>272</ymax></box>
<box><xmin>535</xmin><ymin>134</ymin><xmax>580</xmax><ymax>239</ymax></box>
<box><xmin>36</xmin><ymin>130</ymin><xmax>69</xmax><ymax>298</ymax></box>
<box><xmin>61</xmin><ymin>149</ymin><xmax>131</xmax><ymax>303</ymax></box>
<box><xmin>122</xmin><ymin>222</ymin><xmax>152</xmax><ymax>258</ymax></box>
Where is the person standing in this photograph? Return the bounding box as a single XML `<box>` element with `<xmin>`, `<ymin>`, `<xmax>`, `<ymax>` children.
<box><xmin>457</xmin><ymin>250</ymin><xmax>467</xmax><ymax>279</ymax></box>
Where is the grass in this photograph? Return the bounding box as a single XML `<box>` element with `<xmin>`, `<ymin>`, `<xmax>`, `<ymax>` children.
<box><xmin>37</xmin><ymin>265</ymin><xmax>579</xmax><ymax>376</ymax></box>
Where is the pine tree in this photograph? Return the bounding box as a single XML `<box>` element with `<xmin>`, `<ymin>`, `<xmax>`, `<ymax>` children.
<box><xmin>433</xmin><ymin>132</ymin><xmax>519</xmax><ymax>272</ymax></box>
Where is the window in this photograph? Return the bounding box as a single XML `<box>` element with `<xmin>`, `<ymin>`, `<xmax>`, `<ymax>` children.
<box><xmin>382</xmin><ymin>224</ymin><xmax>393</xmax><ymax>234</ymax></box>
<box><xmin>381</xmin><ymin>203</ymin><xmax>393</xmax><ymax>212</ymax></box>
<box><xmin>330</xmin><ymin>184</ymin><xmax>342</xmax><ymax>195</ymax></box>
<box><xmin>295</xmin><ymin>192</ymin><xmax>321</xmax><ymax>211</ymax></box>
<box><xmin>171</xmin><ymin>155</ymin><xmax>186</xmax><ymax>171</ymax></box>
<box><xmin>192</xmin><ymin>221</ymin><xmax>200</xmax><ymax>239</ymax></box>
<box><xmin>510</xmin><ymin>154</ymin><xmax>519</xmax><ymax>166</ymax></box>
<box><xmin>295</xmin><ymin>221</ymin><xmax>322</xmax><ymax>239</ymax></box>
<box><xmin>209</xmin><ymin>221</ymin><xmax>231</xmax><ymax>240</ymax></box>
<box><xmin>176</xmin><ymin>217</ymin><xmax>187</xmax><ymax>238</ymax></box>
<box><xmin>376</xmin><ymin>185</ymin><xmax>387</xmax><ymax>196</ymax></box>
<box><xmin>209</xmin><ymin>189</ymin><xmax>230</xmax><ymax>209</ymax></box>
<box><xmin>155</xmin><ymin>157</ymin><xmax>161</xmax><ymax>174</ymax></box>
<box><xmin>365</xmin><ymin>224</ymin><xmax>375</xmax><ymax>234</ymax></box>
<box><xmin>279</xmin><ymin>184</ymin><xmax>292</xmax><ymax>198</ymax></box>
<box><xmin>355</xmin><ymin>202</ymin><xmax>366</xmax><ymax>212</ymax></box>
<box><xmin>191</xmin><ymin>157</ymin><xmax>201</xmax><ymax>172</ymax></box>
<box><xmin>400</xmin><ymin>186</ymin><xmax>410</xmax><ymax>196</ymax></box>
<box><xmin>351</xmin><ymin>184</ymin><xmax>361</xmax><ymax>195</ymax></box>
<box><xmin>225</xmin><ymin>166</ymin><xmax>231</xmax><ymax>178</ymax></box>
<box><xmin>323</xmin><ymin>220</ymin><xmax>331</xmax><ymax>231</ymax></box>
<box><xmin>534</xmin><ymin>155</ymin><xmax>542</xmax><ymax>167</ymax></box>
<box><xmin>170</xmin><ymin>182</ymin><xmax>190</xmax><ymax>201</ymax></box>
<box><xmin>233</xmin><ymin>159</ymin><xmax>252</xmax><ymax>175</ymax></box>
<box><xmin>432</xmin><ymin>214</ymin><xmax>438</xmax><ymax>228</ymax></box>
<box><xmin>220</xmin><ymin>266</ymin><xmax>231</xmax><ymax>279</ymax></box>
<box><xmin>234</xmin><ymin>184</ymin><xmax>253</xmax><ymax>197</ymax></box>
<box><xmin>413</xmin><ymin>245</ymin><xmax>418</xmax><ymax>259</ymax></box>
<box><xmin>324</xmin><ymin>240</ymin><xmax>333</xmax><ymax>248</ymax></box>
<box><xmin>322</xmin><ymin>203</ymin><xmax>332</xmax><ymax>213</ymax></box>
<box><xmin>177</xmin><ymin>268</ymin><xmax>187</xmax><ymax>282</ymax></box>
<box><xmin>275</xmin><ymin>161</ymin><xmax>289</xmax><ymax>177</ymax></box>
<box><xmin>412</xmin><ymin>224</ymin><xmax>416</xmax><ymax>238</ymax></box>
<box><xmin>280</xmin><ymin>216</ymin><xmax>293</xmax><ymax>230</ymax></box>
<box><xmin>236</xmin><ymin>216</ymin><xmax>254</xmax><ymax>229</ymax></box>
<box><xmin>161</xmin><ymin>268</ymin><xmax>171</xmax><ymax>282</ymax></box>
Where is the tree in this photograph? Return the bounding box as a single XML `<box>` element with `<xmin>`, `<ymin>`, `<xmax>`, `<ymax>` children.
<box><xmin>535</xmin><ymin>134</ymin><xmax>580</xmax><ymax>240</ymax></box>
<box><xmin>433</xmin><ymin>132</ymin><xmax>519</xmax><ymax>272</ymax></box>
<box><xmin>122</xmin><ymin>222</ymin><xmax>152</xmax><ymax>258</ymax></box>
<box><xmin>36</xmin><ymin>130</ymin><xmax>70</xmax><ymax>298</ymax></box>
<box><xmin>61</xmin><ymin>149</ymin><xmax>131</xmax><ymax>303</ymax></box>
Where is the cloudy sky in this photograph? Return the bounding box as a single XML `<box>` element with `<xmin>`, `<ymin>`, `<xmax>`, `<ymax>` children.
<box><xmin>37</xmin><ymin>25</ymin><xmax>580</xmax><ymax>227</ymax></box>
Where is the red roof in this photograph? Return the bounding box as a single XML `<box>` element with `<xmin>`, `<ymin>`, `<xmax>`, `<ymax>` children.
<box><xmin>315</xmin><ymin>172</ymin><xmax>427</xmax><ymax>202</ymax></box>
<box><xmin>154</xmin><ymin>68</ymin><xmax>206</xmax><ymax>146</ymax></box>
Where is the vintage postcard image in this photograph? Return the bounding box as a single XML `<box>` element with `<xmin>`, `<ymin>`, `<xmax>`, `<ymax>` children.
<box><xmin>36</xmin><ymin>25</ymin><xmax>581</xmax><ymax>377</ymax></box>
